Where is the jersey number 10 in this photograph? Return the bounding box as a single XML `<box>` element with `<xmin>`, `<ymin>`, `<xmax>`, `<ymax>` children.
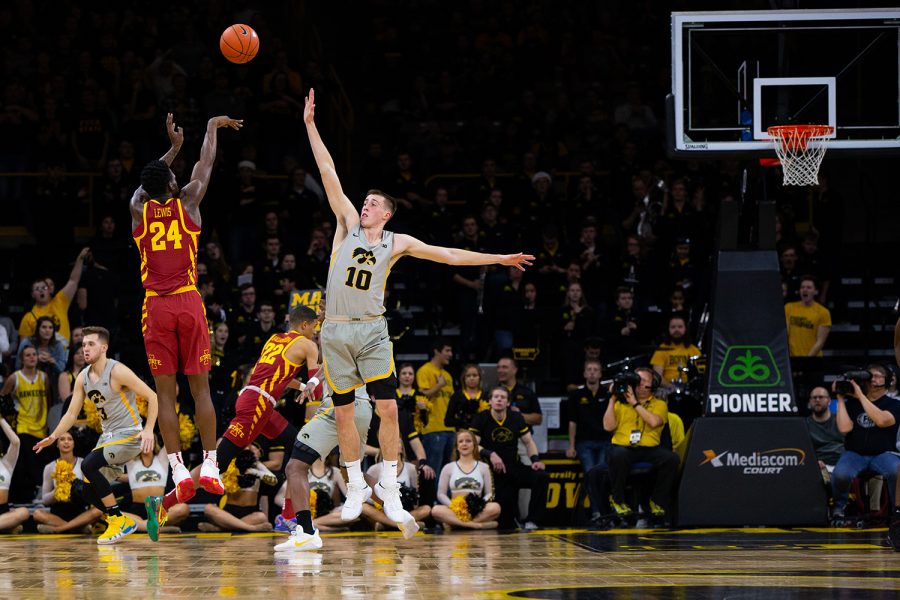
<box><xmin>344</xmin><ymin>266</ymin><xmax>372</xmax><ymax>291</ymax></box>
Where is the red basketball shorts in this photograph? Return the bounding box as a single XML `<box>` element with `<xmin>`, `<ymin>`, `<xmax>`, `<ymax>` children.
<box><xmin>141</xmin><ymin>290</ymin><xmax>211</xmax><ymax>376</ymax></box>
<box><xmin>222</xmin><ymin>388</ymin><xmax>289</xmax><ymax>447</ymax></box>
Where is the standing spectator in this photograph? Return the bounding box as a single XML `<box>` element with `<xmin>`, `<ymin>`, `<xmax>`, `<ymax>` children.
<box><xmin>255</xmin><ymin>236</ymin><xmax>283</xmax><ymax>298</ymax></box>
<box><xmin>603</xmin><ymin>287</ymin><xmax>646</xmax><ymax>364</ymax></box>
<box><xmin>566</xmin><ymin>359</ymin><xmax>612</xmax><ymax>524</ymax></box>
<box><xmin>797</xmin><ymin>232</ymin><xmax>831</xmax><ymax>304</ymax></box>
<box><xmin>557</xmin><ymin>282</ymin><xmax>598</xmax><ymax>384</ymax></box>
<box><xmin>19</xmin><ymin>247</ymin><xmax>90</xmax><ymax>346</ymax></box>
<box><xmin>806</xmin><ymin>386</ymin><xmax>843</xmax><ymax>484</ymax></box>
<box><xmin>304</xmin><ymin>227</ymin><xmax>331</xmax><ymax>290</ymax></box>
<box><xmin>452</xmin><ymin>216</ymin><xmax>485</xmax><ymax>362</ymax></box>
<box><xmin>417</xmin><ymin>340</ymin><xmax>456</xmax><ymax>474</ymax></box>
<box><xmin>780</xmin><ymin>246</ymin><xmax>802</xmax><ymax>302</ymax></box>
<box><xmin>650</xmin><ymin>315</ymin><xmax>702</xmax><ymax>391</ymax></box>
<box><xmin>603</xmin><ymin>368</ymin><xmax>679</xmax><ymax>526</ymax></box>
<box><xmin>0</xmin><ymin>347</ymin><xmax>51</xmax><ymax>503</ymax></box>
<box><xmin>242</xmin><ymin>302</ymin><xmax>280</xmax><ymax>363</ymax></box>
<box><xmin>496</xmin><ymin>356</ymin><xmax>542</xmax><ymax>426</ymax></box>
<box><xmin>470</xmin><ymin>387</ymin><xmax>547</xmax><ymax>530</ymax></box>
<box><xmin>17</xmin><ymin>317</ymin><xmax>68</xmax><ymax>380</ymax></box>
<box><xmin>830</xmin><ymin>365</ymin><xmax>900</xmax><ymax>525</ymax></box>
<box><xmin>785</xmin><ymin>276</ymin><xmax>831</xmax><ymax>357</ymax></box>
<box><xmin>230</xmin><ymin>284</ymin><xmax>259</xmax><ymax>346</ymax></box>
<box><xmin>229</xmin><ymin>160</ymin><xmax>263</xmax><ymax>263</ymax></box>
<box><xmin>445</xmin><ymin>364</ymin><xmax>489</xmax><ymax>430</ymax></box>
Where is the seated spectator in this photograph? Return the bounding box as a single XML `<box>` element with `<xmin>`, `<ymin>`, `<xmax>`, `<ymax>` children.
<box><xmin>18</xmin><ymin>248</ymin><xmax>90</xmax><ymax>348</ymax></box>
<box><xmin>432</xmin><ymin>430</ymin><xmax>501</xmax><ymax>530</ymax></box>
<box><xmin>830</xmin><ymin>365</ymin><xmax>900</xmax><ymax>526</ymax></box>
<box><xmin>785</xmin><ymin>276</ymin><xmax>831</xmax><ymax>357</ymax></box>
<box><xmin>33</xmin><ymin>431</ymin><xmax>102</xmax><ymax>533</ymax></box>
<box><xmin>650</xmin><ymin>315</ymin><xmax>702</xmax><ymax>391</ymax></box>
<box><xmin>0</xmin><ymin>418</ymin><xmax>30</xmax><ymax>533</ymax></box>
<box><xmin>17</xmin><ymin>316</ymin><xmax>68</xmax><ymax>379</ymax></box>
<box><xmin>362</xmin><ymin>445</ymin><xmax>432</xmax><ymax>531</ymax></box>
<box><xmin>200</xmin><ymin>444</ymin><xmax>275</xmax><ymax>532</ymax></box>
<box><xmin>806</xmin><ymin>386</ymin><xmax>843</xmax><ymax>484</ymax></box>
<box><xmin>445</xmin><ymin>364</ymin><xmax>489</xmax><ymax>430</ymax></box>
<box><xmin>566</xmin><ymin>359</ymin><xmax>611</xmax><ymax>525</ymax></box>
<box><xmin>496</xmin><ymin>356</ymin><xmax>542</xmax><ymax>426</ymax></box>
<box><xmin>122</xmin><ymin>442</ymin><xmax>189</xmax><ymax>534</ymax></box>
<box><xmin>603</xmin><ymin>368</ymin><xmax>679</xmax><ymax>526</ymax></box>
<box><xmin>470</xmin><ymin>387</ymin><xmax>547</xmax><ymax>530</ymax></box>
<box><xmin>1</xmin><ymin>346</ymin><xmax>51</xmax><ymax>503</ymax></box>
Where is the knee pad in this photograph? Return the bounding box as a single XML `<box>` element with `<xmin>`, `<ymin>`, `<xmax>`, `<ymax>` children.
<box><xmin>332</xmin><ymin>389</ymin><xmax>356</xmax><ymax>407</ymax></box>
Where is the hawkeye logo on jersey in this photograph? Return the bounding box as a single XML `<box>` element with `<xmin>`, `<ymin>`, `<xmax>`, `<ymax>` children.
<box><xmin>700</xmin><ymin>447</ymin><xmax>805</xmax><ymax>475</ymax></box>
<box><xmin>352</xmin><ymin>248</ymin><xmax>377</xmax><ymax>265</ymax></box>
<box><xmin>87</xmin><ymin>390</ymin><xmax>104</xmax><ymax>405</ymax></box>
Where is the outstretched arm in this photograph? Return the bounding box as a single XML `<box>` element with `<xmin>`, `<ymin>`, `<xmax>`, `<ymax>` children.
<box><xmin>159</xmin><ymin>112</ymin><xmax>184</xmax><ymax>166</ymax></box>
<box><xmin>304</xmin><ymin>89</ymin><xmax>358</xmax><ymax>240</ymax></box>
<box><xmin>393</xmin><ymin>234</ymin><xmax>534</xmax><ymax>271</ymax></box>
<box><xmin>34</xmin><ymin>373</ymin><xmax>85</xmax><ymax>452</ymax></box>
<box><xmin>181</xmin><ymin>115</ymin><xmax>243</xmax><ymax>206</ymax></box>
<box><xmin>60</xmin><ymin>247</ymin><xmax>90</xmax><ymax>302</ymax></box>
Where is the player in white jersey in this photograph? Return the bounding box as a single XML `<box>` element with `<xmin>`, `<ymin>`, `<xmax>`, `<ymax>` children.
<box><xmin>302</xmin><ymin>88</ymin><xmax>534</xmax><ymax>535</ymax></box>
<box><xmin>34</xmin><ymin>326</ymin><xmax>158</xmax><ymax>544</ymax></box>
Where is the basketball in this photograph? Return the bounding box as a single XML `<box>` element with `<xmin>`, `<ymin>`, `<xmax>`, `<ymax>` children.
<box><xmin>220</xmin><ymin>24</ymin><xmax>259</xmax><ymax>64</ymax></box>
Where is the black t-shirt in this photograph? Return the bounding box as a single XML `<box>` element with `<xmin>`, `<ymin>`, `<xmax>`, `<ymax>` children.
<box><xmin>843</xmin><ymin>395</ymin><xmax>900</xmax><ymax>455</ymax></box>
<box><xmin>567</xmin><ymin>385</ymin><xmax>611</xmax><ymax>442</ymax></box>
<box><xmin>506</xmin><ymin>383</ymin><xmax>542</xmax><ymax>416</ymax></box>
<box><xmin>470</xmin><ymin>409</ymin><xmax>530</xmax><ymax>467</ymax></box>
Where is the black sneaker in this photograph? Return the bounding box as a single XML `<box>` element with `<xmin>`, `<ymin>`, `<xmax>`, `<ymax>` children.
<box><xmin>830</xmin><ymin>508</ymin><xmax>847</xmax><ymax>527</ymax></box>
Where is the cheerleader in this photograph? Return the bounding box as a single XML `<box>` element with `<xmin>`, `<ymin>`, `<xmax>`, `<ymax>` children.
<box><xmin>432</xmin><ymin>430</ymin><xmax>501</xmax><ymax>529</ymax></box>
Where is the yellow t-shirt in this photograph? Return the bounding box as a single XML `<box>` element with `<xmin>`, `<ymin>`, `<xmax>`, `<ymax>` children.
<box><xmin>13</xmin><ymin>370</ymin><xmax>49</xmax><ymax>438</ymax></box>
<box><xmin>18</xmin><ymin>291</ymin><xmax>72</xmax><ymax>343</ymax></box>
<box><xmin>784</xmin><ymin>301</ymin><xmax>832</xmax><ymax>357</ymax></box>
<box><xmin>416</xmin><ymin>362</ymin><xmax>454</xmax><ymax>434</ymax></box>
<box><xmin>650</xmin><ymin>343</ymin><xmax>702</xmax><ymax>382</ymax></box>
<box><xmin>611</xmin><ymin>396</ymin><xmax>668</xmax><ymax>447</ymax></box>
<box><xmin>668</xmin><ymin>412</ymin><xmax>686</xmax><ymax>455</ymax></box>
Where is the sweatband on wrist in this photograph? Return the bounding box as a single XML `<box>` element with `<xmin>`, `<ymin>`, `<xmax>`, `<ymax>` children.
<box><xmin>306</xmin><ymin>377</ymin><xmax>320</xmax><ymax>389</ymax></box>
<box><xmin>480</xmin><ymin>448</ymin><xmax>492</xmax><ymax>461</ymax></box>
<box><xmin>529</xmin><ymin>454</ymin><xmax>540</xmax><ymax>463</ymax></box>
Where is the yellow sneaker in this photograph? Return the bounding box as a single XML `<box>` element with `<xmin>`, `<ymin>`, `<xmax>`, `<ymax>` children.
<box><xmin>97</xmin><ymin>514</ymin><xmax>137</xmax><ymax>545</ymax></box>
<box><xmin>609</xmin><ymin>496</ymin><xmax>633</xmax><ymax>517</ymax></box>
<box><xmin>649</xmin><ymin>500</ymin><xmax>666</xmax><ymax>517</ymax></box>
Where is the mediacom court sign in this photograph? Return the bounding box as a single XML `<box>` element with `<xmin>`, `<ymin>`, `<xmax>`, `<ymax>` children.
<box><xmin>699</xmin><ymin>447</ymin><xmax>806</xmax><ymax>475</ymax></box>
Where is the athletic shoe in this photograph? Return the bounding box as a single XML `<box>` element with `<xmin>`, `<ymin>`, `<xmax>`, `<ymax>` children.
<box><xmin>830</xmin><ymin>507</ymin><xmax>847</xmax><ymax>528</ymax></box>
<box><xmin>144</xmin><ymin>496</ymin><xmax>167</xmax><ymax>542</ymax></box>
<box><xmin>274</xmin><ymin>515</ymin><xmax>297</xmax><ymax>532</ymax></box>
<box><xmin>97</xmin><ymin>514</ymin><xmax>137</xmax><ymax>545</ymax></box>
<box><xmin>173</xmin><ymin>462</ymin><xmax>196</xmax><ymax>503</ymax></box>
<box><xmin>376</xmin><ymin>481</ymin><xmax>418</xmax><ymax>539</ymax></box>
<box><xmin>521</xmin><ymin>521</ymin><xmax>539</xmax><ymax>531</ymax></box>
<box><xmin>341</xmin><ymin>482</ymin><xmax>372</xmax><ymax>521</ymax></box>
<box><xmin>609</xmin><ymin>497</ymin><xmax>633</xmax><ymax>518</ymax></box>
<box><xmin>199</xmin><ymin>458</ymin><xmax>224</xmax><ymax>495</ymax></box>
<box><xmin>273</xmin><ymin>528</ymin><xmax>323</xmax><ymax>552</ymax></box>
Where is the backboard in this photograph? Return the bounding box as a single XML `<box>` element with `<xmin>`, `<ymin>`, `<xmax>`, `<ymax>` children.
<box><xmin>669</xmin><ymin>9</ymin><xmax>900</xmax><ymax>156</ymax></box>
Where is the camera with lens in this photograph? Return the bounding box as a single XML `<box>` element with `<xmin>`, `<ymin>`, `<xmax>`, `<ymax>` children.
<box><xmin>613</xmin><ymin>370</ymin><xmax>642</xmax><ymax>402</ymax></box>
<box><xmin>834</xmin><ymin>370</ymin><xmax>871</xmax><ymax>396</ymax></box>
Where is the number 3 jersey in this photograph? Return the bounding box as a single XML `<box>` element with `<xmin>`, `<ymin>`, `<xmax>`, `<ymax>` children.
<box><xmin>81</xmin><ymin>359</ymin><xmax>143</xmax><ymax>433</ymax></box>
<box><xmin>247</xmin><ymin>331</ymin><xmax>308</xmax><ymax>400</ymax></box>
<box><xmin>132</xmin><ymin>197</ymin><xmax>201</xmax><ymax>295</ymax></box>
<box><xmin>325</xmin><ymin>225</ymin><xmax>394</xmax><ymax>318</ymax></box>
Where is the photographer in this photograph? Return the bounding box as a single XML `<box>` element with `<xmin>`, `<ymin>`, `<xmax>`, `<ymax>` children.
<box><xmin>830</xmin><ymin>365</ymin><xmax>900</xmax><ymax>526</ymax></box>
<box><xmin>603</xmin><ymin>367</ymin><xmax>679</xmax><ymax>526</ymax></box>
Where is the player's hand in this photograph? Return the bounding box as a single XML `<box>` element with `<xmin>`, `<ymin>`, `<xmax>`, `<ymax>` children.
<box><xmin>140</xmin><ymin>429</ymin><xmax>155</xmax><ymax>454</ymax></box>
<box><xmin>211</xmin><ymin>116</ymin><xmax>243</xmax><ymax>130</ymax></box>
<box><xmin>304</xmin><ymin>88</ymin><xmax>316</xmax><ymax>124</ymax></box>
<box><xmin>297</xmin><ymin>383</ymin><xmax>316</xmax><ymax>404</ymax></box>
<box><xmin>489</xmin><ymin>452</ymin><xmax>506</xmax><ymax>474</ymax></box>
<box><xmin>499</xmin><ymin>253</ymin><xmax>535</xmax><ymax>272</ymax></box>
<box><xmin>33</xmin><ymin>433</ymin><xmax>57</xmax><ymax>453</ymax></box>
<box><xmin>420</xmin><ymin>464</ymin><xmax>436</xmax><ymax>480</ymax></box>
<box><xmin>166</xmin><ymin>113</ymin><xmax>184</xmax><ymax>147</ymax></box>
<box><xmin>531</xmin><ymin>461</ymin><xmax>546</xmax><ymax>471</ymax></box>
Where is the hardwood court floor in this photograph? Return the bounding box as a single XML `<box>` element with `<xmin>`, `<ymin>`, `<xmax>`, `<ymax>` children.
<box><xmin>1</xmin><ymin>527</ymin><xmax>897</xmax><ymax>599</ymax></box>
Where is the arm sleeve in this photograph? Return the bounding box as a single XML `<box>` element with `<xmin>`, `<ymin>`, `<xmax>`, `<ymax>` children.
<box><xmin>436</xmin><ymin>463</ymin><xmax>452</xmax><ymax>506</ymax></box>
<box><xmin>480</xmin><ymin>462</ymin><xmax>494</xmax><ymax>500</ymax></box>
<box><xmin>41</xmin><ymin>462</ymin><xmax>56</xmax><ymax>505</ymax></box>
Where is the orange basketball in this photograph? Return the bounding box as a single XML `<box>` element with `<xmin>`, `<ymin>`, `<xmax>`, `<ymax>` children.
<box><xmin>220</xmin><ymin>24</ymin><xmax>259</xmax><ymax>64</ymax></box>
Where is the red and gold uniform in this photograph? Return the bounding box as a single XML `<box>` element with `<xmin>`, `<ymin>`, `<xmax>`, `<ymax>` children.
<box><xmin>223</xmin><ymin>331</ymin><xmax>308</xmax><ymax>447</ymax></box>
<box><xmin>133</xmin><ymin>197</ymin><xmax>210</xmax><ymax>376</ymax></box>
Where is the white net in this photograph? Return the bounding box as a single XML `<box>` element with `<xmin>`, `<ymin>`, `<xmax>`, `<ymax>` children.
<box><xmin>768</xmin><ymin>125</ymin><xmax>833</xmax><ymax>186</ymax></box>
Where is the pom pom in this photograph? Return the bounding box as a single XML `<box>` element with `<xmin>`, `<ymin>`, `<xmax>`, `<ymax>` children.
<box><xmin>309</xmin><ymin>489</ymin><xmax>318</xmax><ymax>519</ymax></box>
<box><xmin>465</xmin><ymin>492</ymin><xmax>486</xmax><ymax>518</ymax></box>
<box><xmin>478</xmin><ymin>399</ymin><xmax>491</xmax><ymax>413</ymax></box>
<box><xmin>449</xmin><ymin>495</ymin><xmax>471</xmax><ymax>522</ymax></box>
<box><xmin>83</xmin><ymin>399</ymin><xmax>103</xmax><ymax>433</ymax></box>
<box><xmin>310</xmin><ymin>487</ymin><xmax>334</xmax><ymax>520</ymax></box>
<box><xmin>235</xmin><ymin>449</ymin><xmax>257</xmax><ymax>473</ymax></box>
<box><xmin>399</xmin><ymin>483</ymin><xmax>418</xmax><ymax>511</ymax></box>
<box><xmin>178</xmin><ymin>412</ymin><xmax>196</xmax><ymax>450</ymax></box>
<box><xmin>52</xmin><ymin>459</ymin><xmax>76</xmax><ymax>503</ymax></box>
<box><xmin>136</xmin><ymin>395</ymin><xmax>149</xmax><ymax>419</ymax></box>
<box><xmin>221</xmin><ymin>459</ymin><xmax>241</xmax><ymax>495</ymax></box>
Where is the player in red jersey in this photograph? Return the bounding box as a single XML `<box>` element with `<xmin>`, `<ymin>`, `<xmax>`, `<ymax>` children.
<box><xmin>130</xmin><ymin>113</ymin><xmax>243</xmax><ymax>503</ymax></box>
<box><xmin>147</xmin><ymin>305</ymin><xmax>320</xmax><ymax>533</ymax></box>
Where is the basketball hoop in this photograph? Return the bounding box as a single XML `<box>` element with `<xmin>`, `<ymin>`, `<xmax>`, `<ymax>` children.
<box><xmin>767</xmin><ymin>124</ymin><xmax>834</xmax><ymax>186</ymax></box>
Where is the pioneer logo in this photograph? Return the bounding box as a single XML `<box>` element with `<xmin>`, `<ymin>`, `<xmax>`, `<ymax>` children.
<box><xmin>700</xmin><ymin>447</ymin><xmax>805</xmax><ymax>475</ymax></box>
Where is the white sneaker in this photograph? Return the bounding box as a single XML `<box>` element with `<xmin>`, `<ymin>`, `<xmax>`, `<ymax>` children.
<box><xmin>273</xmin><ymin>528</ymin><xmax>323</xmax><ymax>552</ymax></box>
<box><xmin>172</xmin><ymin>462</ymin><xmax>196</xmax><ymax>503</ymax></box>
<box><xmin>376</xmin><ymin>481</ymin><xmax>418</xmax><ymax>538</ymax></box>
<box><xmin>341</xmin><ymin>481</ymin><xmax>372</xmax><ymax>521</ymax></box>
<box><xmin>199</xmin><ymin>458</ymin><xmax>224</xmax><ymax>495</ymax></box>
